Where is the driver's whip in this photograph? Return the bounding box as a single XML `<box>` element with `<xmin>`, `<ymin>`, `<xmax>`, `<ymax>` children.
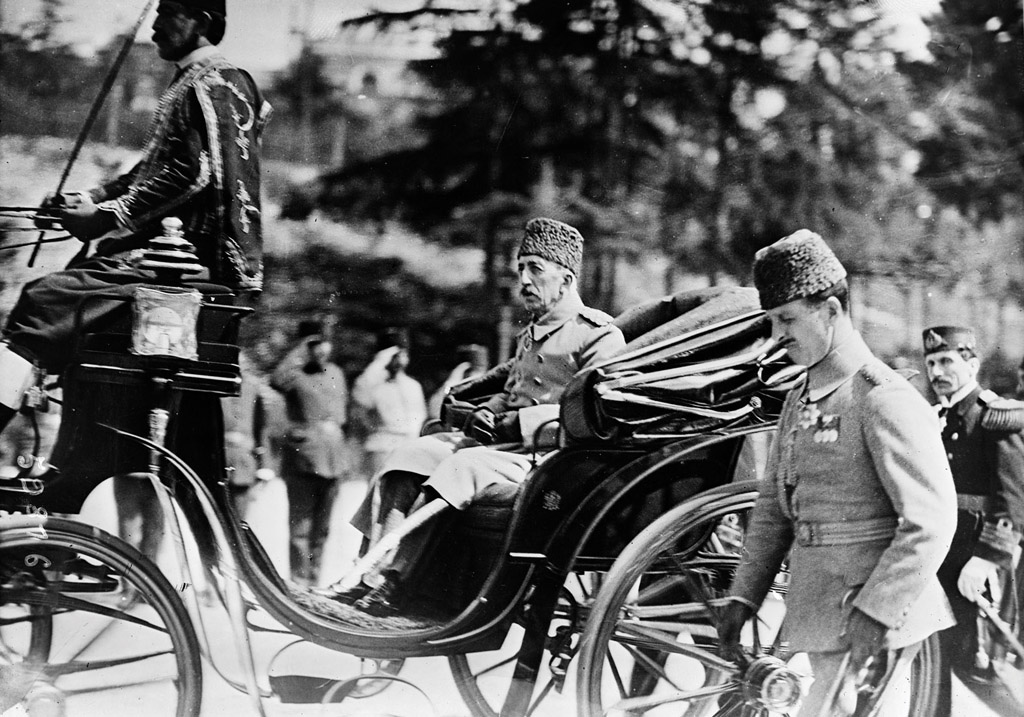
<box><xmin>27</xmin><ymin>0</ymin><xmax>158</xmax><ymax>267</ymax></box>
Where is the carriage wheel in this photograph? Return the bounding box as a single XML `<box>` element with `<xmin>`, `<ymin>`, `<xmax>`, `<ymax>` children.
<box><xmin>1</xmin><ymin>516</ymin><xmax>202</xmax><ymax>717</ymax></box>
<box><xmin>449</xmin><ymin>570</ymin><xmax>602</xmax><ymax>717</ymax></box>
<box><xmin>574</xmin><ymin>487</ymin><xmax>943</xmax><ymax>717</ymax></box>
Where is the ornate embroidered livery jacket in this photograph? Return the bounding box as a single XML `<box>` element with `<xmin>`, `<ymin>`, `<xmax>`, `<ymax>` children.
<box><xmin>90</xmin><ymin>51</ymin><xmax>271</xmax><ymax>291</ymax></box>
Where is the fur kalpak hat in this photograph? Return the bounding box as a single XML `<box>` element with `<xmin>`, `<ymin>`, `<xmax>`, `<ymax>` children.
<box><xmin>518</xmin><ymin>218</ymin><xmax>584</xmax><ymax>276</ymax></box>
<box><xmin>753</xmin><ymin>229</ymin><xmax>847</xmax><ymax>310</ymax></box>
<box><xmin>922</xmin><ymin>326</ymin><xmax>977</xmax><ymax>356</ymax></box>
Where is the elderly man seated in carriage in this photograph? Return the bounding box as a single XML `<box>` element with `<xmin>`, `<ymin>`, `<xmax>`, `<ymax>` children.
<box><xmin>329</xmin><ymin>217</ymin><xmax>627</xmax><ymax>614</ymax></box>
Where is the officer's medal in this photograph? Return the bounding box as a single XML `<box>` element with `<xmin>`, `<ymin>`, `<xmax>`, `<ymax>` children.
<box><xmin>797</xmin><ymin>402</ymin><xmax>820</xmax><ymax>429</ymax></box>
<box><xmin>813</xmin><ymin>414</ymin><xmax>840</xmax><ymax>443</ymax></box>
<box><xmin>799</xmin><ymin>401</ymin><xmax>840</xmax><ymax>443</ymax></box>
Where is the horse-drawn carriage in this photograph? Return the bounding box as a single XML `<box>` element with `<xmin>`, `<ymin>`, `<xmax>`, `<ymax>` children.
<box><xmin>0</xmin><ymin>220</ymin><xmax>944</xmax><ymax>717</ymax></box>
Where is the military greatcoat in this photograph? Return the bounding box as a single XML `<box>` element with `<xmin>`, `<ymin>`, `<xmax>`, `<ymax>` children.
<box><xmin>350</xmin><ymin>293</ymin><xmax>625</xmax><ymax>535</ymax></box>
<box><xmin>730</xmin><ymin>331</ymin><xmax>957</xmax><ymax>652</ymax></box>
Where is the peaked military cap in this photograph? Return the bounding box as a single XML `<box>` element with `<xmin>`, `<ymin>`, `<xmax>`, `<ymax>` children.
<box><xmin>168</xmin><ymin>0</ymin><xmax>226</xmax><ymax>15</ymax></box>
<box><xmin>519</xmin><ymin>218</ymin><xmax>584</xmax><ymax>276</ymax></box>
<box><xmin>752</xmin><ymin>229</ymin><xmax>847</xmax><ymax>310</ymax></box>
<box><xmin>922</xmin><ymin>326</ymin><xmax>976</xmax><ymax>356</ymax></box>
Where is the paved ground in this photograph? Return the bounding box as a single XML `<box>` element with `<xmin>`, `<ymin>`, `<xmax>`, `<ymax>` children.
<box><xmin>10</xmin><ymin>476</ymin><xmax>1021</xmax><ymax>717</ymax></box>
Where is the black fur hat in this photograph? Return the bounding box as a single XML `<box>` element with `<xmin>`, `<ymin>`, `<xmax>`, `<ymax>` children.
<box><xmin>518</xmin><ymin>218</ymin><xmax>584</xmax><ymax>276</ymax></box>
<box><xmin>753</xmin><ymin>229</ymin><xmax>847</xmax><ymax>310</ymax></box>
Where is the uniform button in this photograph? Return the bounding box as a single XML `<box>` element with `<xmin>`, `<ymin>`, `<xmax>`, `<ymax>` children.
<box><xmin>947</xmin><ymin>453</ymin><xmax>953</xmax><ymax>461</ymax></box>
<box><xmin>537</xmin><ymin>354</ymin><xmax>545</xmax><ymax>363</ymax></box>
<box><xmin>533</xmin><ymin>377</ymin><xmax>543</xmax><ymax>385</ymax></box>
<box><xmin>950</xmin><ymin>433</ymin><xmax>958</xmax><ymax>441</ymax></box>
<box><xmin>531</xmin><ymin>398</ymin><xmax>540</xmax><ymax>406</ymax></box>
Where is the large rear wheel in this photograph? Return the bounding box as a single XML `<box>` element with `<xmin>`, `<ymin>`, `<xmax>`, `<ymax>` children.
<box><xmin>1</xmin><ymin>515</ymin><xmax>202</xmax><ymax>717</ymax></box>
<box><xmin>575</xmin><ymin>486</ymin><xmax>943</xmax><ymax>717</ymax></box>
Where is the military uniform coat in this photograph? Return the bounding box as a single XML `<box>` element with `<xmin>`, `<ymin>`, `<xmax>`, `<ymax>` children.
<box><xmin>350</xmin><ymin>293</ymin><xmax>625</xmax><ymax>534</ymax></box>
<box><xmin>935</xmin><ymin>383</ymin><xmax>1024</xmax><ymax>658</ymax></box>
<box><xmin>938</xmin><ymin>385</ymin><xmax>1024</xmax><ymax>566</ymax></box>
<box><xmin>271</xmin><ymin>350</ymin><xmax>348</xmax><ymax>480</ymax></box>
<box><xmin>730</xmin><ymin>331</ymin><xmax>957</xmax><ymax>652</ymax></box>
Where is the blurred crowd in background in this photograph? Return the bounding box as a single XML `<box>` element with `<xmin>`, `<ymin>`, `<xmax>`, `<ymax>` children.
<box><xmin>0</xmin><ymin>317</ymin><xmax>490</xmax><ymax>589</ymax></box>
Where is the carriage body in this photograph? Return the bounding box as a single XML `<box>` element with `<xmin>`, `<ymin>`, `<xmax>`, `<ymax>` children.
<box><xmin>3</xmin><ymin>283</ymin><xmax>786</xmax><ymax>633</ymax></box>
<box><xmin>11</xmin><ymin>279</ymin><xmax>914</xmax><ymax>717</ymax></box>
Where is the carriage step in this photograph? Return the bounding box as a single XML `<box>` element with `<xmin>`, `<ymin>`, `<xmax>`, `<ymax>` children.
<box><xmin>268</xmin><ymin>644</ymin><xmax>407</xmax><ymax>704</ymax></box>
<box><xmin>269</xmin><ymin>674</ymin><xmax>351</xmax><ymax>703</ymax></box>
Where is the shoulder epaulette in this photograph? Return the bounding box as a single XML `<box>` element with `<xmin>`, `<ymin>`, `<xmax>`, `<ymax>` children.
<box><xmin>979</xmin><ymin>389</ymin><xmax>1024</xmax><ymax>432</ymax></box>
<box><xmin>577</xmin><ymin>306</ymin><xmax>614</xmax><ymax>327</ymax></box>
<box><xmin>857</xmin><ymin>362</ymin><xmax>892</xmax><ymax>388</ymax></box>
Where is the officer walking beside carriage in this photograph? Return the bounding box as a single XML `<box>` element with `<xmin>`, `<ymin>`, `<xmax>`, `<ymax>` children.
<box><xmin>921</xmin><ymin>325</ymin><xmax>1024</xmax><ymax>711</ymax></box>
<box><xmin>718</xmin><ymin>230</ymin><xmax>958</xmax><ymax>715</ymax></box>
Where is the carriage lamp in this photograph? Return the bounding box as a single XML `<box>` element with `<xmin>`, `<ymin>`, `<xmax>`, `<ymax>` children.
<box><xmin>131</xmin><ymin>285</ymin><xmax>202</xmax><ymax>360</ymax></box>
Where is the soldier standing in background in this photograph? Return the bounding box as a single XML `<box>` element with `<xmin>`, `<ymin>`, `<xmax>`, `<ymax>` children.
<box><xmin>271</xmin><ymin>320</ymin><xmax>348</xmax><ymax>587</ymax></box>
<box><xmin>352</xmin><ymin>334</ymin><xmax>427</xmax><ymax>478</ymax></box>
<box><xmin>922</xmin><ymin>326</ymin><xmax>1024</xmax><ymax>710</ymax></box>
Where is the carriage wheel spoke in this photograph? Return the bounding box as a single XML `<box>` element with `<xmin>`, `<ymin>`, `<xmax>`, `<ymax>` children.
<box><xmin>573</xmin><ymin>572</ymin><xmax>594</xmax><ymax>601</ymax></box>
<box><xmin>605</xmin><ymin>644</ymin><xmax>629</xmax><ymax>699</ymax></box>
<box><xmin>614</xmin><ymin>621</ymin><xmax>736</xmax><ymax>673</ymax></box>
<box><xmin>16</xmin><ymin>590</ymin><xmax>167</xmax><ymax>634</ymax></box>
<box><xmin>621</xmin><ymin>642</ymin><xmax>684</xmax><ymax>691</ymax></box>
<box><xmin>37</xmin><ymin>649</ymin><xmax>177</xmax><ymax>679</ymax></box>
<box><xmin>609</xmin><ymin>680</ymin><xmax>738</xmax><ymax>714</ymax></box>
<box><xmin>635</xmin><ymin>573</ymin><xmax>687</xmax><ymax>604</ymax></box>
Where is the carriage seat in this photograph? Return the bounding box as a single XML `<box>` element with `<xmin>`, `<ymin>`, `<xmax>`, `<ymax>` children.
<box><xmin>410</xmin><ymin>288</ymin><xmax>773</xmax><ymax>612</ymax></box>
<box><xmin>439</xmin><ymin>286</ymin><xmax>761</xmax><ymax>431</ymax></box>
<box><xmin>442</xmin><ymin>286</ymin><xmax>763</xmax><ymax>533</ymax></box>
<box><xmin>70</xmin><ymin>285</ymin><xmax>247</xmax><ymax>397</ymax></box>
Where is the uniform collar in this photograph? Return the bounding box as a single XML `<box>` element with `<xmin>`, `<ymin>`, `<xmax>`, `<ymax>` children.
<box><xmin>528</xmin><ymin>292</ymin><xmax>586</xmax><ymax>342</ymax></box>
<box><xmin>805</xmin><ymin>330</ymin><xmax>874</xmax><ymax>403</ymax></box>
<box><xmin>176</xmin><ymin>44</ymin><xmax>221</xmax><ymax>71</ymax></box>
<box><xmin>941</xmin><ymin>381</ymin><xmax>980</xmax><ymax>415</ymax></box>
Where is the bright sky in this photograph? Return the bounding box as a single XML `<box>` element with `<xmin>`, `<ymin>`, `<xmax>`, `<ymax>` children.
<box><xmin>0</xmin><ymin>0</ymin><xmax>942</xmax><ymax>73</ymax></box>
<box><xmin>0</xmin><ymin>0</ymin><xmax>398</xmax><ymax>72</ymax></box>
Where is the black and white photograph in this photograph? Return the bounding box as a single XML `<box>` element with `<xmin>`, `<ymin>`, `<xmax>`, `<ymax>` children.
<box><xmin>1</xmin><ymin>1</ymin><xmax>1022</xmax><ymax>715</ymax></box>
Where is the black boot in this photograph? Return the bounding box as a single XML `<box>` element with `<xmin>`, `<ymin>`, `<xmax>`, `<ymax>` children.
<box><xmin>353</xmin><ymin>572</ymin><xmax>404</xmax><ymax>617</ymax></box>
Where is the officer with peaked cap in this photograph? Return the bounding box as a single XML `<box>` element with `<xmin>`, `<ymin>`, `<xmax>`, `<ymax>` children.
<box><xmin>718</xmin><ymin>229</ymin><xmax>957</xmax><ymax>714</ymax></box>
<box><xmin>922</xmin><ymin>325</ymin><xmax>1024</xmax><ymax>708</ymax></box>
<box><xmin>330</xmin><ymin>217</ymin><xmax>626</xmax><ymax>614</ymax></box>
